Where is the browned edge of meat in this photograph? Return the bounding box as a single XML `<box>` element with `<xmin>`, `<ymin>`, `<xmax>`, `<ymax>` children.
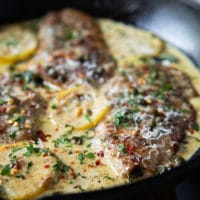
<box><xmin>0</xmin><ymin>73</ymin><xmax>45</xmax><ymax>144</ymax></box>
<box><xmin>93</xmin><ymin>64</ymin><xmax>199</xmax><ymax>179</ymax></box>
<box><xmin>37</xmin><ymin>8</ymin><xmax>116</xmax><ymax>87</ymax></box>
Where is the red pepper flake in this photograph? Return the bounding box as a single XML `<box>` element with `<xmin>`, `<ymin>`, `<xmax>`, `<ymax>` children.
<box><xmin>18</xmin><ymin>175</ymin><xmax>26</xmax><ymax>179</ymax></box>
<box><xmin>95</xmin><ymin>159</ymin><xmax>101</xmax><ymax>166</ymax></box>
<box><xmin>44</xmin><ymin>164</ymin><xmax>50</xmax><ymax>168</ymax></box>
<box><xmin>1</xmin><ymin>105</ymin><xmax>7</xmax><ymax>113</ymax></box>
<box><xmin>55</xmin><ymin>128</ymin><xmax>59</xmax><ymax>131</ymax></box>
<box><xmin>43</xmin><ymin>105</ymin><xmax>48</xmax><ymax>109</ymax></box>
<box><xmin>128</xmin><ymin>144</ymin><xmax>134</xmax><ymax>155</ymax></box>
<box><xmin>36</xmin><ymin>130</ymin><xmax>47</xmax><ymax>142</ymax></box>
<box><xmin>75</xmin><ymin>93</ymin><xmax>84</xmax><ymax>100</ymax></box>
<box><xmin>69</xmin><ymin>168</ymin><xmax>77</xmax><ymax>179</ymax></box>
<box><xmin>19</xmin><ymin>79</ymin><xmax>24</xmax><ymax>85</ymax></box>
<box><xmin>97</xmin><ymin>150</ymin><xmax>104</xmax><ymax>157</ymax></box>
<box><xmin>29</xmin><ymin>104</ymin><xmax>36</xmax><ymax>110</ymax></box>
<box><xmin>60</xmin><ymin>175</ymin><xmax>65</xmax><ymax>179</ymax></box>
<box><xmin>12</xmin><ymin>159</ymin><xmax>22</xmax><ymax>170</ymax></box>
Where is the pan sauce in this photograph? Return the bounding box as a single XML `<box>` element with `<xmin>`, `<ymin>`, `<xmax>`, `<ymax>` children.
<box><xmin>0</xmin><ymin>9</ymin><xmax>199</xmax><ymax>200</ymax></box>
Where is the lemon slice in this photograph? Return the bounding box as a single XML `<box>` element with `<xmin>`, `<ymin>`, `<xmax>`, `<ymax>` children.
<box><xmin>48</xmin><ymin>85</ymin><xmax>110</xmax><ymax>131</ymax></box>
<box><xmin>98</xmin><ymin>19</ymin><xmax>164</xmax><ymax>66</ymax></box>
<box><xmin>0</xmin><ymin>25</ymin><xmax>37</xmax><ymax>65</ymax></box>
<box><xmin>0</xmin><ymin>142</ymin><xmax>58</xmax><ymax>200</ymax></box>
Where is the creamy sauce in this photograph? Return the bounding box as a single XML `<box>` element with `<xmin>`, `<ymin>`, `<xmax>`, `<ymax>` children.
<box><xmin>0</xmin><ymin>11</ymin><xmax>199</xmax><ymax>200</ymax></box>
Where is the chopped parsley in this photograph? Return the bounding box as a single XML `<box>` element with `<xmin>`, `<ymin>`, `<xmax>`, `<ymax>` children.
<box><xmin>74</xmin><ymin>185</ymin><xmax>85</xmax><ymax>191</ymax></box>
<box><xmin>42</xmin><ymin>148</ymin><xmax>49</xmax><ymax>155</ymax></box>
<box><xmin>139</xmin><ymin>56</ymin><xmax>148</xmax><ymax>63</ymax></box>
<box><xmin>160</xmin><ymin>54</ymin><xmax>179</xmax><ymax>63</ymax></box>
<box><xmin>86</xmin><ymin>143</ymin><xmax>91</xmax><ymax>148</ymax></box>
<box><xmin>23</xmin><ymin>144</ymin><xmax>40</xmax><ymax>157</ymax></box>
<box><xmin>0</xmin><ymin>185</ymin><xmax>4</xmax><ymax>195</ymax></box>
<box><xmin>114</xmin><ymin>108</ymin><xmax>133</xmax><ymax>127</ymax></box>
<box><xmin>118</xmin><ymin>144</ymin><xmax>126</xmax><ymax>154</ymax></box>
<box><xmin>148</xmin><ymin>65</ymin><xmax>157</xmax><ymax>82</ymax></box>
<box><xmin>12</xmin><ymin>147</ymin><xmax>22</xmax><ymax>153</ymax></box>
<box><xmin>104</xmin><ymin>175</ymin><xmax>113</xmax><ymax>180</ymax></box>
<box><xmin>13</xmin><ymin>115</ymin><xmax>26</xmax><ymax>124</ymax></box>
<box><xmin>66</xmin><ymin>28</ymin><xmax>76</xmax><ymax>41</ymax></box>
<box><xmin>84</xmin><ymin>109</ymin><xmax>92</xmax><ymax>122</ymax></box>
<box><xmin>86</xmin><ymin>152</ymin><xmax>95</xmax><ymax>159</ymax></box>
<box><xmin>8</xmin><ymin>130</ymin><xmax>17</xmax><ymax>138</ymax></box>
<box><xmin>53</xmin><ymin>160</ymin><xmax>70</xmax><ymax>173</ymax></box>
<box><xmin>53</xmin><ymin>135</ymin><xmax>70</xmax><ymax>148</ymax></box>
<box><xmin>1</xmin><ymin>164</ymin><xmax>11</xmax><ymax>176</ymax></box>
<box><xmin>114</xmin><ymin>109</ymin><xmax>126</xmax><ymax>127</ymax></box>
<box><xmin>77</xmin><ymin>153</ymin><xmax>85</xmax><ymax>164</ymax></box>
<box><xmin>15</xmin><ymin>174</ymin><xmax>25</xmax><ymax>179</ymax></box>
<box><xmin>14</xmin><ymin>70</ymin><xmax>43</xmax><ymax>86</ymax></box>
<box><xmin>84</xmin><ymin>114</ymin><xmax>91</xmax><ymax>122</ymax></box>
<box><xmin>150</xmin><ymin>54</ymin><xmax>179</xmax><ymax>65</ymax></box>
<box><xmin>27</xmin><ymin>161</ymin><xmax>33</xmax><ymax>169</ymax></box>
<box><xmin>191</xmin><ymin>123</ymin><xmax>199</xmax><ymax>131</ymax></box>
<box><xmin>65</xmin><ymin>124</ymin><xmax>74</xmax><ymax>129</ymax></box>
<box><xmin>171</xmin><ymin>155</ymin><xmax>185</xmax><ymax>165</ymax></box>
<box><xmin>179</xmin><ymin>109</ymin><xmax>189</xmax><ymax>114</ymax></box>
<box><xmin>6</xmin><ymin>38</ymin><xmax>18</xmax><ymax>46</ymax></box>
<box><xmin>82</xmin><ymin>131</ymin><xmax>94</xmax><ymax>140</ymax></box>
<box><xmin>159</xmin><ymin>83</ymin><xmax>173</xmax><ymax>97</ymax></box>
<box><xmin>0</xmin><ymin>99</ymin><xmax>6</xmax><ymax>105</ymax></box>
<box><xmin>72</xmin><ymin>136</ymin><xmax>84</xmax><ymax>145</ymax></box>
<box><xmin>51</xmin><ymin>104</ymin><xmax>57</xmax><ymax>109</ymax></box>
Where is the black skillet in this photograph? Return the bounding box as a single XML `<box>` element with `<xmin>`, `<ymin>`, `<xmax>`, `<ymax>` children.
<box><xmin>0</xmin><ymin>0</ymin><xmax>200</xmax><ymax>199</ymax></box>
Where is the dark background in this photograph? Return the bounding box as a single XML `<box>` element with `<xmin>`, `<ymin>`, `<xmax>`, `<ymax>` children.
<box><xmin>0</xmin><ymin>0</ymin><xmax>200</xmax><ymax>199</ymax></box>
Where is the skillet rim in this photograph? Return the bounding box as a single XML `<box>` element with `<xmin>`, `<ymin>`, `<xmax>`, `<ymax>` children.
<box><xmin>0</xmin><ymin>0</ymin><xmax>200</xmax><ymax>199</ymax></box>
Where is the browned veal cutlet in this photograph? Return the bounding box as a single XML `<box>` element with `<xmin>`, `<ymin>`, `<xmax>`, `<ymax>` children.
<box><xmin>93</xmin><ymin>64</ymin><xmax>198</xmax><ymax>177</ymax></box>
<box><xmin>37</xmin><ymin>9</ymin><xmax>115</xmax><ymax>87</ymax></box>
<box><xmin>0</xmin><ymin>73</ymin><xmax>44</xmax><ymax>143</ymax></box>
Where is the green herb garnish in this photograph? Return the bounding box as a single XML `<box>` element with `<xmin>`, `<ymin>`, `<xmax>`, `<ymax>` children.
<box><xmin>86</xmin><ymin>152</ymin><xmax>95</xmax><ymax>159</ymax></box>
<box><xmin>1</xmin><ymin>164</ymin><xmax>11</xmax><ymax>176</ymax></box>
<box><xmin>104</xmin><ymin>175</ymin><xmax>113</xmax><ymax>180</ymax></box>
<box><xmin>148</xmin><ymin>65</ymin><xmax>157</xmax><ymax>82</ymax></box>
<box><xmin>118</xmin><ymin>143</ymin><xmax>126</xmax><ymax>154</ymax></box>
<box><xmin>74</xmin><ymin>185</ymin><xmax>85</xmax><ymax>191</ymax></box>
<box><xmin>66</xmin><ymin>28</ymin><xmax>75</xmax><ymax>41</ymax></box>
<box><xmin>13</xmin><ymin>115</ymin><xmax>26</xmax><ymax>124</ymax></box>
<box><xmin>0</xmin><ymin>185</ymin><xmax>4</xmax><ymax>195</ymax></box>
<box><xmin>77</xmin><ymin>153</ymin><xmax>85</xmax><ymax>164</ymax></box>
<box><xmin>160</xmin><ymin>54</ymin><xmax>179</xmax><ymax>63</ymax></box>
<box><xmin>27</xmin><ymin>161</ymin><xmax>33</xmax><ymax>169</ymax></box>
<box><xmin>0</xmin><ymin>99</ymin><xmax>6</xmax><ymax>105</ymax></box>
<box><xmin>53</xmin><ymin>160</ymin><xmax>70</xmax><ymax>173</ymax></box>
<box><xmin>8</xmin><ymin>130</ymin><xmax>17</xmax><ymax>138</ymax></box>
<box><xmin>23</xmin><ymin>144</ymin><xmax>40</xmax><ymax>157</ymax></box>
<box><xmin>192</xmin><ymin>123</ymin><xmax>199</xmax><ymax>131</ymax></box>
<box><xmin>51</xmin><ymin>104</ymin><xmax>57</xmax><ymax>109</ymax></box>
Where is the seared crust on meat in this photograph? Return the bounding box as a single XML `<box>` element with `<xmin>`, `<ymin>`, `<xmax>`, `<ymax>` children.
<box><xmin>93</xmin><ymin>64</ymin><xmax>198</xmax><ymax>177</ymax></box>
<box><xmin>0</xmin><ymin>73</ymin><xmax>44</xmax><ymax>143</ymax></box>
<box><xmin>39</xmin><ymin>9</ymin><xmax>112</xmax><ymax>61</ymax></box>
<box><xmin>37</xmin><ymin>9</ymin><xmax>115</xmax><ymax>87</ymax></box>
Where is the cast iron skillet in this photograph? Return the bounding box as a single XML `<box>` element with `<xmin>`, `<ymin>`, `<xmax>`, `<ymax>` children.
<box><xmin>0</xmin><ymin>0</ymin><xmax>200</xmax><ymax>199</ymax></box>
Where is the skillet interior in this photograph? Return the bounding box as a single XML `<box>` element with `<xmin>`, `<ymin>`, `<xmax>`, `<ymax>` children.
<box><xmin>0</xmin><ymin>0</ymin><xmax>200</xmax><ymax>199</ymax></box>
